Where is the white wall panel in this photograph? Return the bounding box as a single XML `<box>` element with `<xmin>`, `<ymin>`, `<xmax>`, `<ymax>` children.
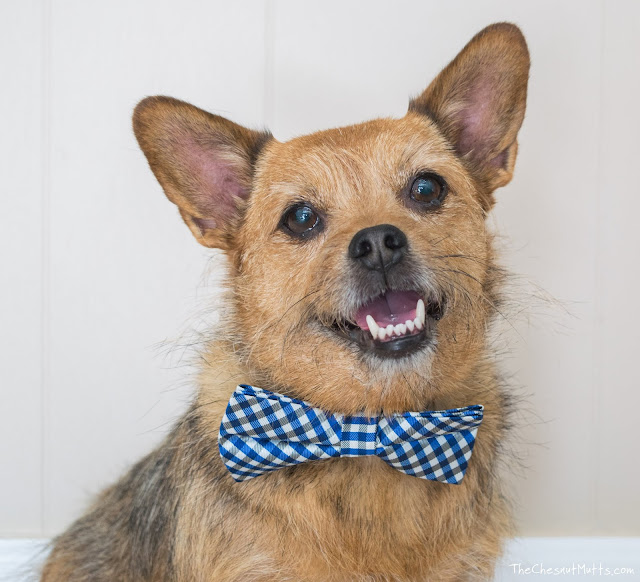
<box><xmin>44</xmin><ymin>0</ymin><xmax>266</xmax><ymax>534</ymax></box>
<box><xmin>487</xmin><ymin>1</ymin><xmax>604</xmax><ymax>536</ymax></box>
<box><xmin>0</xmin><ymin>0</ymin><xmax>45</xmax><ymax>536</ymax></box>
<box><xmin>596</xmin><ymin>0</ymin><xmax>640</xmax><ymax>534</ymax></box>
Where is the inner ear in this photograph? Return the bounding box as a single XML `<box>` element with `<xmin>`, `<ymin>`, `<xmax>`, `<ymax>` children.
<box><xmin>409</xmin><ymin>23</ymin><xmax>530</xmax><ymax>203</ymax></box>
<box><xmin>456</xmin><ymin>77</ymin><xmax>512</xmax><ymax>163</ymax></box>
<box><xmin>133</xmin><ymin>96</ymin><xmax>271</xmax><ymax>249</ymax></box>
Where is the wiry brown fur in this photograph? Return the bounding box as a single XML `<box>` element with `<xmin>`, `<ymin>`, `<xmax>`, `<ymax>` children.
<box><xmin>42</xmin><ymin>23</ymin><xmax>530</xmax><ymax>581</ymax></box>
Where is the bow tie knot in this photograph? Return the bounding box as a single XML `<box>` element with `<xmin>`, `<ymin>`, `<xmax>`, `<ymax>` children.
<box><xmin>218</xmin><ymin>385</ymin><xmax>483</xmax><ymax>484</ymax></box>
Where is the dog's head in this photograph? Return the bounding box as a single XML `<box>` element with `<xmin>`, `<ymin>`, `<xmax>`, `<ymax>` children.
<box><xmin>133</xmin><ymin>23</ymin><xmax>529</xmax><ymax>414</ymax></box>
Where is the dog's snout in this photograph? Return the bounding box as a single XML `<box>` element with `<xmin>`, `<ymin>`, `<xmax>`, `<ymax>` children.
<box><xmin>348</xmin><ymin>224</ymin><xmax>408</xmax><ymax>272</ymax></box>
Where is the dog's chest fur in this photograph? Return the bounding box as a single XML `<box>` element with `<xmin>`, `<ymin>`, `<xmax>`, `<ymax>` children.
<box><xmin>42</xmin><ymin>333</ymin><xmax>511</xmax><ymax>582</ymax></box>
<box><xmin>163</xmin><ymin>355</ymin><xmax>510</xmax><ymax>582</ymax></box>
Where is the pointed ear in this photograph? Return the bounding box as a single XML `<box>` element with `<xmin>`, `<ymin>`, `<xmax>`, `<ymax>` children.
<box><xmin>409</xmin><ymin>23</ymin><xmax>530</xmax><ymax>208</ymax></box>
<box><xmin>133</xmin><ymin>96</ymin><xmax>271</xmax><ymax>249</ymax></box>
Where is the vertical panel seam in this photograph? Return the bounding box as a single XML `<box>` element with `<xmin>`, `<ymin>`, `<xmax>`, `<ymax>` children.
<box><xmin>263</xmin><ymin>0</ymin><xmax>275</xmax><ymax>129</ymax></box>
<box><xmin>593</xmin><ymin>0</ymin><xmax>607</xmax><ymax>535</ymax></box>
<box><xmin>40</xmin><ymin>0</ymin><xmax>52</xmax><ymax>537</ymax></box>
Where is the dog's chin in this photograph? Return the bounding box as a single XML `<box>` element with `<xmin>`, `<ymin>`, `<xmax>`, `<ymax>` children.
<box><xmin>322</xmin><ymin>290</ymin><xmax>445</xmax><ymax>360</ymax></box>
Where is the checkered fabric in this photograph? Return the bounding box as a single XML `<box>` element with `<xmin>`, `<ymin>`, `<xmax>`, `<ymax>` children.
<box><xmin>218</xmin><ymin>384</ymin><xmax>483</xmax><ymax>484</ymax></box>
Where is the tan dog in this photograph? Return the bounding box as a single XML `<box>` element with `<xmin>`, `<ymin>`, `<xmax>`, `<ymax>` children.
<box><xmin>41</xmin><ymin>22</ymin><xmax>530</xmax><ymax>582</ymax></box>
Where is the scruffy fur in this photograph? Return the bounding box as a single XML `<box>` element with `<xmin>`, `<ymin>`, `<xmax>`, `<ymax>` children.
<box><xmin>42</xmin><ymin>23</ymin><xmax>530</xmax><ymax>582</ymax></box>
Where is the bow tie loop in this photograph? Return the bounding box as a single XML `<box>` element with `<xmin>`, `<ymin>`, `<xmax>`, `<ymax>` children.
<box><xmin>337</xmin><ymin>416</ymin><xmax>379</xmax><ymax>456</ymax></box>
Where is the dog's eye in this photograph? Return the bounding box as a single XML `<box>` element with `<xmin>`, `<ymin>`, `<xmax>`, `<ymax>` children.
<box><xmin>409</xmin><ymin>174</ymin><xmax>447</xmax><ymax>208</ymax></box>
<box><xmin>281</xmin><ymin>204</ymin><xmax>321</xmax><ymax>238</ymax></box>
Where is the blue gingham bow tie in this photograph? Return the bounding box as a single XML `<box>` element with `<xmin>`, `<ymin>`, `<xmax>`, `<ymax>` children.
<box><xmin>218</xmin><ymin>385</ymin><xmax>483</xmax><ymax>484</ymax></box>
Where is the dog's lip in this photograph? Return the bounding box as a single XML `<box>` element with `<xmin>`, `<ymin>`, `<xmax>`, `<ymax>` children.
<box><xmin>334</xmin><ymin>324</ymin><xmax>432</xmax><ymax>358</ymax></box>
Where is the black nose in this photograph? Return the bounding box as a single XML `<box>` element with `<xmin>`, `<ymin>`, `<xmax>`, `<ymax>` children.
<box><xmin>348</xmin><ymin>224</ymin><xmax>408</xmax><ymax>272</ymax></box>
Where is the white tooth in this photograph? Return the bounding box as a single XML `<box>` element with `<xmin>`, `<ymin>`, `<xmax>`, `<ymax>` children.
<box><xmin>406</xmin><ymin>319</ymin><xmax>415</xmax><ymax>332</ymax></box>
<box><xmin>416</xmin><ymin>299</ymin><xmax>426</xmax><ymax>325</ymax></box>
<box><xmin>395</xmin><ymin>323</ymin><xmax>407</xmax><ymax>336</ymax></box>
<box><xmin>386</xmin><ymin>324</ymin><xmax>394</xmax><ymax>337</ymax></box>
<box><xmin>366</xmin><ymin>315</ymin><xmax>379</xmax><ymax>339</ymax></box>
<box><xmin>378</xmin><ymin>327</ymin><xmax>387</xmax><ymax>341</ymax></box>
<box><xmin>414</xmin><ymin>316</ymin><xmax>423</xmax><ymax>330</ymax></box>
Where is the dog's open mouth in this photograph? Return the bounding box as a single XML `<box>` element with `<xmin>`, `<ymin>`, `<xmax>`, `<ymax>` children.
<box><xmin>329</xmin><ymin>290</ymin><xmax>444</xmax><ymax>358</ymax></box>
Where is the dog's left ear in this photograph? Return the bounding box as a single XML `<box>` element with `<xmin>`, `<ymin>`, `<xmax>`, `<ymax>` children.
<box><xmin>410</xmin><ymin>23</ymin><xmax>530</xmax><ymax>209</ymax></box>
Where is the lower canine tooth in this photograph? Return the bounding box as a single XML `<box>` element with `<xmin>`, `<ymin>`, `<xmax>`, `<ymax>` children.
<box><xmin>414</xmin><ymin>316</ymin><xmax>423</xmax><ymax>330</ymax></box>
<box><xmin>366</xmin><ymin>315</ymin><xmax>379</xmax><ymax>339</ymax></box>
<box><xmin>406</xmin><ymin>319</ymin><xmax>415</xmax><ymax>332</ymax></box>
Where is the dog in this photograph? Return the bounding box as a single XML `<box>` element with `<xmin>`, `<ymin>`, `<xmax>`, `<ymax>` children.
<box><xmin>41</xmin><ymin>22</ymin><xmax>530</xmax><ymax>582</ymax></box>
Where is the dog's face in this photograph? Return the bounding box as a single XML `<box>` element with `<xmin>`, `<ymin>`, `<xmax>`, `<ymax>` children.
<box><xmin>134</xmin><ymin>23</ymin><xmax>529</xmax><ymax>414</ymax></box>
<box><xmin>234</xmin><ymin>118</ymin><xmax>493</xmax><ymax>414</ymax></box>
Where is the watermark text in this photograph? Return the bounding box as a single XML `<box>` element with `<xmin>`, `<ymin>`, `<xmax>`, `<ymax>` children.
<box><xmin>508</xmin><ymin>562</ymin><xmax>636</xmax><ymax>576</ymax></box>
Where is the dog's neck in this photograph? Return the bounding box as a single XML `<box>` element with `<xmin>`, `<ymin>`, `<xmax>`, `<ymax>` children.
<box><xmin>197</xmin><ymin>339</ymin><xmax>502</xmax><ymax>420</ymax></box>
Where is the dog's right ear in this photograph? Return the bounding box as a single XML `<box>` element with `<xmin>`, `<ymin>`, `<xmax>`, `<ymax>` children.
<box><xmin>133</xmin><ymin>96</ymin><xmax>271</xmax><ymax>249</ymax></box>
<box><xmin>409</xmin><ymin>23</ymin><xmax>529</xmax><ymax>209</ymax></box>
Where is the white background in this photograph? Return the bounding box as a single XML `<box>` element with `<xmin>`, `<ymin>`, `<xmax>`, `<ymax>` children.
<box><xmin>1</xmin><ymin>0</ymin><xmax>639</xmax><ymax>540</ymax></box>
